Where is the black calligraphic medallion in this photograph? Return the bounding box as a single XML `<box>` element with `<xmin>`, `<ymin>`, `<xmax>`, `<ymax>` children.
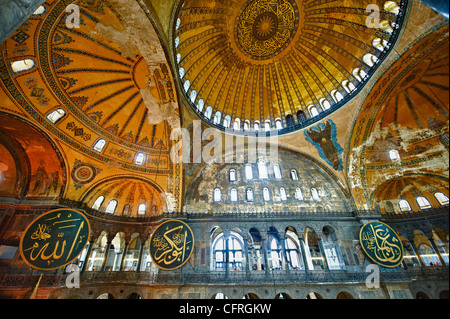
<box><xmin>19</xmin><ymin>208</ymin><xmax>90</xmax><ymax>271</ymax></box>
<box><xmin>149</xmin><ymin>219</ymin><xmax>194</xmax><ymax>271</ymax></box>
<box><xmin>359</xmin><ymin>221</ymin><xmax>404</xmax><ymax>268</ymax></box>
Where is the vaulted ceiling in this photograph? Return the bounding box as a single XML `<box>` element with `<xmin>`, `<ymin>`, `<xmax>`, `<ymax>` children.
<box><xmin>173</xmin><ymin>0</ymin><xmax>406</xmax><ymax>132</ymax></box>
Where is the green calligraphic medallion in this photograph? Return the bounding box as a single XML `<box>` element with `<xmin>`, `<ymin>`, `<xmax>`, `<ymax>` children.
<box><xmin>19</xmin><ymin>208</ymin><xmax>91</xmax><ymax>271</ymax></box>
<box><xmin>359</xmin><ymin>221</ymin><xmax>404</xmax><ymax>268</ymax></box>
<box><xmin>149</xmin><ymin>219</ymin><xmax>194</xmax><ymax>271</ymax></box>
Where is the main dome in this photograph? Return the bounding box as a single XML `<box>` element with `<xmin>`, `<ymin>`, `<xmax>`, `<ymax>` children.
<box><xmin>173</xmin><ymin>0</ymin><xmax>407</xmax><ymax>133</ymax></box>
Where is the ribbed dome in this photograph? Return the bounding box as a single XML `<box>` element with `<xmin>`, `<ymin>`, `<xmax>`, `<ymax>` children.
<box><xmin>174</xmin><ymin>0</ymin><xmax>406</xmax><ymax>133</ymax></box>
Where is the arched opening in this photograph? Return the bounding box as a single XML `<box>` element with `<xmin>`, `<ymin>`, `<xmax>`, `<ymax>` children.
<box><xmin>322</xmin><ymin>226</ymin><xmax>345</xmax><ymax>270</ymax></box>
<box><xmin>307</xmin><ymin>292</ymin><xmax>323</xmax><ymax>299</ymax></box>
<box><xmin>337</xmin><ymin>291</ymin><xmax>354</xmax><ymax>299</ymax></box>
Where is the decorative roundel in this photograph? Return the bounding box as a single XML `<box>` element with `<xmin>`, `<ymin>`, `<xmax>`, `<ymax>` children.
<box><xmin>71</xmin><ymin>162</ymin><xmax>97</xmax><ymax>184</ymax></box>
<box><xmin>235</xmin><ymin>0</ymin><xmax>299</xmax><ymax>60</ymax></box>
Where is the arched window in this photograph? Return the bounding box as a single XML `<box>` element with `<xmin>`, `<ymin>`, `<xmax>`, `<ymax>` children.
<box><xmin>257</xmin><ymin>159</ymin><xmax>268</xmax><ymax>179</ymax></box>
<box><xmin>311</xmin><ymin>187</ymin><xmax>320</xmax><ymax>201</ymax></box>
<box><xmin>245</xmin><ymin>164</ymin><xmax>253</xmax><ymax>180</ymax></box>
<box><xmin>353</xmin><ymin>68</ymin><xmax>368</xmax><ymax>82</ymax></box>
<box><xmin>295</xmin><ymin>188</ymin><xmax>303</xmax><ymax>200</ymax></box>
<box><xmin>275</xmin><ymin>118</ymin><xmax>283</xmax><ymax>130</ymax></box>
<box><xmin>269</xmin><ymin>237</ymin><xmax>282</xmax><ymax>270</ymax></box>
<box><xmin>138</xmin><ymin>204</ymin><xmax>146</xmax><ymax>215</ymax></box>
<box><xmin>46</xmin><ymin>108</ymin><xmax>66</xmax><ymax>123</ymax></box>
<box><xmin>244</xmin><ymin>120</ymin><xmax>250</xmax><ymax>131</ymax></box>
<box><xmin>204</xmin><ymin>106</ymin><xmax>213</xmax><ymax>119</ymax></box>
<box><xmin>342</xmin><ymin>80</ymin><xmax>356</xmax><ymax>93</ymax></box>
<box><xmin>183</xmin><ymin>80</ymin><xmax>190</xmax><ymax>93</ymax></box>
<box><xmin>105</xmin><ymin>200</ymin><xmax>118</xmax><ymax>214</ymax></box>
<box><xmin>263</xmin><ymin>187</ymin><xmax>270</xmax><ymax>201</ymax></box>
<box><xmin>297</xmin><ymin>110</ymin><xmax>306</xmax><ymax>123</ymax></box>
<box><xmin>175</xmin><ymin>36</ymin><xmax>180</xmax><ymax>48</ymax></box>
<box><xmin>389</xmin><ymin>149</ymin><xmax>400</xmax><ymax>160</ymax></box>
<box><xmin>379</xmin><ymin>20</ymin><xmax>394</xmax><ymax>33</ymax></box>
<box><xmin>230</xmin><ymin>188</ymin><xmax>238</xmax><ymax>202</ymax></box>
<box><xmin>10</xmin><ymin>59</ymin><xmax>35</xmax><ymax>73</ymax></box>
<box><xmin>285</xmin><ymin>231</ymin><xmax>303</xmax><ymax>270</ymax></box>
<box><xmin>176</xmin><ymin>18</ymin><xmax>181</xmax><ymax>30</ymax></box>
<box><xmin>233</xmin><ymin>118</ymin><xmax>241</xmax><ymax>130</ymax></box>
<box><xmin>290</xmin><ymin>169</ymin><xmax>298</xmax><ymax>180</ymax></box>
<box><xmin>273</xmin><ymin>164</ymin><xmax>282</xmax><ymax>179</ymax></box>
<box><xmin>363</xmin><ymin>53</ymin><xmax>379</xmax><ymax>67</ymax></box>
<box><xmin>319</xmin><ymin>99</ymin><xmax>331</xmax><ymax>110</ymax></box>
<box><xmin>254</xmin><ymin>121</ymin><xmax>260</xmax><ymax>131</ymax></box>
<box><xmin>92</xmin><ymin>196</ymin><xmax>105</xmax><ymax>210</ymax></box>
<box><xmin>213</xmin><ymin>188</ymin><xmax>222</xmax><ymax>202</ymax></box>
<box><xmin>122</xmin><ymin>204</ymin><xmax>131</xmax><ymax>216</ymax></box>
<box><xmin>280</xmin><ymin>187</ymin><xmax>287</xmax><ymax>201</ymax></box>
<box><xmin>398</xmin><ymin>199</ymin><xmax>412</xmax><ymax>212</ymax></box>
<box><xmin>223</xmin><ymin>115</ymin><xmax>231</xmax><ymax>128</ymax></box>
<box><xmin>190</xmin><ymin>90</ymin><xmax>197</xmax><ymax>103</ymax></box>
<box><xmin>384</xmin><ymin>1</ymin><xmax>400</xmax><ymax>14</ymax></box>
<box><xmin>416</xmin><ymin>196</ymin><xmax>432</xmax><ymax>209</ymax></box>
<box><xmin>212</xmin><ymin>232</ymin><xmax>244</xmax><ymax>271</ymax></box>
<box><xmin>33</xmin><ymin>5</ymin><xmax>46</xmax><ymax>15</ymax></box>
<box><xmin>135</xmin><ymin>152</ymin><xmax>145</xmax><ymax>165</ymax></box>
<box><xmin>179</xmin><ymin>67</ymin><xmax>185</xmax><ymax>79</ymax></box>
<box><xmin>372</xmin><ymin>37</ymin><xmax>388</xmax><ymax>51</ymax></box>
<box><xmin>331</xmin><ymin>90</ymin><xmax>343</xmax><ymax>103</ymax></box>
<box><xmin>213</xmin><ymin>111</ymin><xmax>221</xmax><ymax>124</ymax></box>
<box><xmin>309</xmin><ymin>105</ymin><xmax>319</xmax><ymax>117</ymax></box>
<box><xmin>229</xmin><ymin>168</ymin><xmax>236</xmax><ymax>182</ymax></box>
<box><xmin>246</xmin><ymin>188</ymin><xmax>254</xmax><ymax>201</ymax></box>
<box><xmin>197</xmin><ymin>99</ymin><xmax>204</xmax><ymax>112</ymax></box>
<box><xmin>434</xmin><ymin>192</ymin><xmax>449</xmax><ymax>206</ymax></box>
<box><xmin>176</xmin><ymin>53</ymin><xmax>181</xmax><ymax>64</ymax></box>
<box><xmin>264</xmin><ymin>120</ymin><xmax>271</xmax><ymax>131</ymax></box>
<box><xmin>93</xmin><ymin>139</ymin><xmax>107</xmax><ymax>153</ymax></box>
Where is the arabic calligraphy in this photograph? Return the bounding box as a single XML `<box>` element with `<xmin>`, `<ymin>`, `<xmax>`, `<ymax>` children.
<box><xmin>20</xmin><ymin>209</ymin><xmax>90</xmax><ymax>271</ymax></box>
<box><xmin>359</xmin><ymin>221</ymin><xmax>404</xmax><ymax>268</ymax></box>
<box><xmin>149</xmin><ymin>220</ymin><xmax>194</xmax><ymax>271</ymax></box>
<box><xmin>235</xmin><ymin>0</ymin><xmax>299</xmax><ymax>60</ymax></box>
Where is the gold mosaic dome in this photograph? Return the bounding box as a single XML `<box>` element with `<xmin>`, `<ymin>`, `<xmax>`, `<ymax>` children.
<box><xmin>173</xmin><ymin>0</ymin><xmax>406</xmax><ymax>133</ymax></box>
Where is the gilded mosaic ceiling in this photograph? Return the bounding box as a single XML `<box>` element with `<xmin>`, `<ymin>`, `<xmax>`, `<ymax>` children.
<box><xmin>1</xmin><ymin>0</ymin><xmax>184</xmax><ymax>211</ymax></box>
<box><xmin>174</xmin><ymin>0</ymin><xmax>406</xmax><ymax>133</ymax></box>
<box><xmin>1</xmin><ymin>0</ymin><xmax>176</xmax><ymax>170</ymax></box>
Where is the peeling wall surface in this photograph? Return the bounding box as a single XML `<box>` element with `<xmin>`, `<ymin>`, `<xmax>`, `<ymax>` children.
<box><xmin>0</xmin><ymin>0</ymin><xmax>448</xmax><ymax>300</ymax></box>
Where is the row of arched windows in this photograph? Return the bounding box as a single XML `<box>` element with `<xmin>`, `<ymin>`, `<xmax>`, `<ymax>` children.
<box><xmin>232</xmin><ymin>161</ymin><xmax>300</xmax><ymax>181</ymax></box>
<box><xmin>213</xmin><ymin>186</ymin><xmax>318</xmax><ymax>202</ymax></box>
<box><xmin>396</xmin><ymin>193</ymin><xmax>449</xmax><ymax>212</ymax></box>
<box><xmin>45</xmin><ymin>108</ymin><xmax>147</xmax><ymax>165</ymax></box>
<box><xmin>91</xmin><ymin>196</ymin><xmax>147</xmax><ymax>215</ymax></box>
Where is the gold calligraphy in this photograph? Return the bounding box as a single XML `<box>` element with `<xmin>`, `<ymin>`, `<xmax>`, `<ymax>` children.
<box><xmin>20</xmin><ymin>209</ymin><xmax>90</xmax><ymax>271</ymax></box>
<box><xmin>359</xmin><ymin>221</ymin><xmax>403</xmax><ymax>268</ymax></box>
<box><xmin>235</xmin><ymin>0</ymin><xmax>299</xmax><ymax>59</ymax></box>
<box><xmin>149</xmin><ymin>220</ymin><xmax>194</xmax><ymax>270</ymax></box>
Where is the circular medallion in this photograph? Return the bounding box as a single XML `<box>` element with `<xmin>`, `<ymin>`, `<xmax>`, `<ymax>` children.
<box><xmin>71</xmin><ymin>162</ymin><xmax>97</xmax><ymax>184</ymax></box>
<box><xmin>19</xmin><ymin>208</ymin><xmax>91</xmax><ymax>271</ymax></box>
<box><xmin>149</xmin><ymin>219</ymin><xmax>194</xmax><ymax>270</ymax></box>
<box><xmin>235</xmin><ymin>0</ymin><xmax>299</xmax><ymax>60</ymax></box>
<box><xmin>359</xmin><ymin>221</ymin><xmax>404</xmax><ymax>268</ymax></box>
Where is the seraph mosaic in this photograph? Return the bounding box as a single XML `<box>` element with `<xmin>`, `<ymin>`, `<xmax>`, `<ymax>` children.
<box><xmin>304</xmin><ymin>120</ymin><xmax>343</xmax><ymax>171</ymax></box>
